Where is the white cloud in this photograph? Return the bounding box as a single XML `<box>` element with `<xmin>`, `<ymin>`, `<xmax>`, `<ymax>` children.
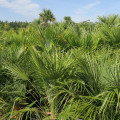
<box><xmin>84</xmin><ymin>1</ymin><xmax>100</xmax><ymax>10</ymax></box>
<box><xmin>0</xmin><ymin>0</ymin><xmax>40</xmax><ymax>17</ymax></box>
<box><xmin>75</xmin><ymin>1</ymin><xmax>100</xmax><ymax>14</ymax></box>
<box><xmin>72</xmin><ymin>1</ymin><xmax>101</xmax><ymax>22</ymax></box>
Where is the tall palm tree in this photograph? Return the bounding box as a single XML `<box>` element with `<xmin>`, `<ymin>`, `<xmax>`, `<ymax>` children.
<box><xmin>63</xmin><ymin>16</ymin><xmax>74</xmax><ymax>29</ymax></box>
<box><xmin>64</xmin><ymin>16</ymin><xmax>72</xmax><ymax>22</ymax></box>
<box><xmin>64</xmin><ymin>16</ymin><xmax>74</xmax><ymax>24</ymax></box>
<box><xmin>39</xmin><ymin>9</ymin><xmax>56</xmax><ymax>27</ymax></box>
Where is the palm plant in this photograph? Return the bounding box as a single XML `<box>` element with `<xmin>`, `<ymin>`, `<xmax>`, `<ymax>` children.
<box><xmin>1</xmin><ymin>39</ymin><xmax>75</xmax><ymax>119</ymax></box>
<box><xmin>97</xmin><ymin>14</ymin><xmax>119</xmax><ymax>27</ymax></box>
<box><xmin>2</xmin><ymin>14</ymin><xmax>120</xmax><ymax>120</ymax></box>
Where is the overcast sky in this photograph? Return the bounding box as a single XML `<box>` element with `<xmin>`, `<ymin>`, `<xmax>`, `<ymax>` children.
<box><xmin>0</xmin><ymin>0</ymin><xmax>120</xmax><ymax>22</ymax></box>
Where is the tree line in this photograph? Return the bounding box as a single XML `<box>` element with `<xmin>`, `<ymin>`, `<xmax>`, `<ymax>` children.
<box><xmin>0</xmin><ymin>21</ymin><xmax>29</xmax><ymax>31</ymax></box>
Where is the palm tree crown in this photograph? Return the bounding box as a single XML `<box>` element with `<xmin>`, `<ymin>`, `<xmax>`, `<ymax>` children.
<box><xmin>39</xmin><ymin>9</ymin><xmax>56</xmax><ymax>24</ymax></box>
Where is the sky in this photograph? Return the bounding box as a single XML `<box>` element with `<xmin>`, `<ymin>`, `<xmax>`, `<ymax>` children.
<box><xmin>0</xmin><ymin>0</ymin><xmax>120</xmax><ymax>23</ymax></box>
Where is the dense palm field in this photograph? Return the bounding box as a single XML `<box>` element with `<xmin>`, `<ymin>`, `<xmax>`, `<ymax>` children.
<box><xmin>1</xmin><ymin>14</ymin><xmax>120</xmax><ymax>120</ymax></box>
